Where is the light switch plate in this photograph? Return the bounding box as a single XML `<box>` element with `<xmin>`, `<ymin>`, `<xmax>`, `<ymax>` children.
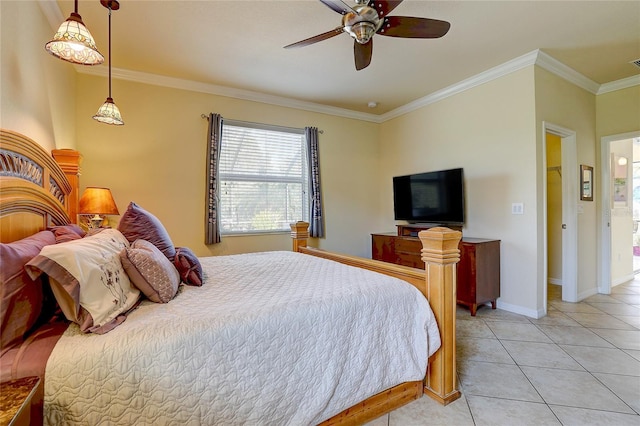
<box><xmin>512</xmin><ymin>203</ymin><xmax>524</xmax><ymax>215</ymax></box>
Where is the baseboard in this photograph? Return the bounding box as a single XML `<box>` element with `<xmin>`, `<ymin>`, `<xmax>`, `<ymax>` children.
<box><xmin>577</xmin><ymin>286</ymin><xmax>599</xmax><ymax>301</ymax></box>
<box><xmin>612</xmin><ymin>274</ymin><xmax>635</xmax><ymax>287</ymax></box>
<box><xmin>495</xmin><ymin>300</ymin><xmax>542</xmax><ymax>319</ymax></box>
<box><xmin>598</xmin><ymin>274</ymin><xmax>636</xmax><ymax>294</ymax></box>
<box><xmin>548</xmin><ymin>277</ymin><xmax>562</xmax><ymax>286</ymax></box>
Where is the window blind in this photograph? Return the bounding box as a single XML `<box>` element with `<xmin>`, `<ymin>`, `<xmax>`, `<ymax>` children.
<box><xmin>219</xmin><ymin>122</ymin><xmax>309</xmax><ymax>234</ymax></box>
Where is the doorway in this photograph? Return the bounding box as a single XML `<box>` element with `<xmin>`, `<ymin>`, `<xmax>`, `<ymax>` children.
<box><xmin>633</xmin><ymin>142</ymin><xmax>640</xmax><ymax>275</ymax></box>
<box><xmin>544</xmin><ymin>122</ymin><xmax>578</xmax><ymax>309</ymax></box>
<box><xmin>546</xmin><ymin>132</ymin><xmax>563</xmax><ymax>301</ymax></box>
<box><xmin>600</xmin><ymin>131</ymin><xmax>640</xmax><ymax>293</ymax></box>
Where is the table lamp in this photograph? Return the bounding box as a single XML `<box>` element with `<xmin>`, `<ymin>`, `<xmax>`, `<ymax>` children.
<box><xmin>78</xmin><ymin>187</ymin><xmax>119</xmax><ymax>229</ymax></box>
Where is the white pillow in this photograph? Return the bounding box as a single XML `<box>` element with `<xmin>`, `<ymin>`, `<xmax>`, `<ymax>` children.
<box><xmin>26</xmin><ymin>229</ymin><xmax>140</xmax><ymax>334</ymax></box>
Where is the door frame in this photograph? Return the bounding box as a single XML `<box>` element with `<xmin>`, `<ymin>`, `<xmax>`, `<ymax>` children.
<box><xmin>600</xmin><ymin>131</ymin><xmax>640</xmax><ymax>293</ymax></box>
<box><xmin>543</xmin><ymin>122</ymin><xmax>578</xmax><ymax>306</ymax></box>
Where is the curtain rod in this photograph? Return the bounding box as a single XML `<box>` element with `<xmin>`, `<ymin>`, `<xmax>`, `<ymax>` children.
<box><xmin>201</xmin><ymin>114</ymin><xmax>323</xmax><ymax>134</ymax></box>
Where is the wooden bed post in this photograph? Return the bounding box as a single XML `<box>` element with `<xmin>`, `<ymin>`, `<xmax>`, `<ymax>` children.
<box><xmin>420</xmin><ymin>227</ymin><xmax>462</xmax><ymax>405</ymax></box>
<box><xmin>51</xmin><ymin>149</ymin><xmax>81</xmax><ymax>224</ymax></box>
<box><xmin>290</xmin><ymin>221</ymin><xmax>309</xmax><ymax>252</ymax></box>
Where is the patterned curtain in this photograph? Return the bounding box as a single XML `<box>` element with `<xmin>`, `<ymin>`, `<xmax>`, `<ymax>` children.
<box><xmin>305</xmin><ymin>127</ymin><xmax>324</xmax><ymax>238</ymax></box>
<box><xmin>205</xmin><ymin>113</ymin><xmax>223</xmax><ymax>244</ymax></box>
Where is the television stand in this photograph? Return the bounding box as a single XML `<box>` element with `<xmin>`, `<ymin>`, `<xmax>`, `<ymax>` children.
<box><xmin>372</xmin><ymin>224</ymin><xmax>500</xmax><ymax>316</ymax></box>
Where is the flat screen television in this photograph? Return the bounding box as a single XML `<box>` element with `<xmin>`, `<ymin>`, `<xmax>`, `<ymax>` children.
<box><xmin>393</xmin><ymin>168</ymin><xmax>465</xmax><ymax>225</ymax></box>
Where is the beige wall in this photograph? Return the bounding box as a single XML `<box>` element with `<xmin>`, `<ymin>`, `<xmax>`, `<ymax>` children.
<box><xmin>534</xmin><ymin>67</ymin><xmax>597</xmax><ymax>305</ymax></box>
<box><xmin>75</xmin><ymin>74</ymin><xmax>381</xmax><ymax>258</ymax></box>
<box><xmin>0</xmin><ymin>1</ymin><xmax>76</xmax><ymax>151</ymax></box>
<box><xmin>596</xmin><ymin>86</ymin><xmax>640</xmax><ymax>138</ymax></box>
<box><xmin>379</xmin><ymin>68</ymin><xmax>541</xmax><ymax>316</ymax></box>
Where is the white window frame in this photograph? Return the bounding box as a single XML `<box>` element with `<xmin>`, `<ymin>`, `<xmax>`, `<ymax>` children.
<box><xmin>219</xmin><ymin>119</ymin><xmax>309</xmax><ymax>235</ymax></box>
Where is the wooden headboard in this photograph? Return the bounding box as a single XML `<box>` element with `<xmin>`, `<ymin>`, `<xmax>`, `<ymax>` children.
<box><xmin>0</xmin><ymin>129</ymin><xmax>80</xmax><ymax>243</ymax></box>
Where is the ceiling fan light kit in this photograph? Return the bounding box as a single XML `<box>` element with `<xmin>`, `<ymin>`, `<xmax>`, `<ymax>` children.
<box><xmin>284</xmin><ymin>0</ymin><xmax>450</xmax><ymax>70</ymax></box>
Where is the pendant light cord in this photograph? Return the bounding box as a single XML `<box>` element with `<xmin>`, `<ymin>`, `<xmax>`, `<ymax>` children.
<box><xmin>108</xmin><ymin>6</ymin><xmax>112</xmax><ymax>98</ymax></box>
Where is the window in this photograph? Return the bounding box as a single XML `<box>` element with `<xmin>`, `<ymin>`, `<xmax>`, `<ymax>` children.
<box><xmin>219</xmin><ymin>120</ymin><xmax>309</xmax><ymax>234</ymax></box>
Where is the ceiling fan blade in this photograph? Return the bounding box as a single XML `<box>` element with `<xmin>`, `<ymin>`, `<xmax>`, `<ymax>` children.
<box><xmin>319</xmin><ymin>0</ymin><xmax>356</xmax><ymax>15</ymax></box>
<box><xmin>367</xmin><ymin>0</ymin><xmax>403</xmax><ymax>18</ymax></box>
<box><xmin>284</xmin><ymin>27</ymin><xmax>344</xmax><ymax>49</ymax></box>
<box><xmin>354</xmin><ymin>39</ymin><xmax>373</xmax><ymax>71</ymax></box>
<box><xmin>378</xmin><ymin>16</ymin><xmax>451</xmax><ymax>38</ymax></box>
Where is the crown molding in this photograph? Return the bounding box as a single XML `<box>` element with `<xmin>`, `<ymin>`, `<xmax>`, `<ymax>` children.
<box><xmin>39</xmin><ymin>0</ymin><xmax>64</xmax><ymax>31</ymax></box>
<box><xmin>379</xmin><ymin>50</ymin><xmax>540</xmax><ymax>122</ymax></box>
<box><xmin>534</xmin><ymin>50</ymin><xmax>600</xmax><ymax>94</ymax></box>
<box><xmin>43</xmin><ymin>0</ymin><xmax>636</xmax><ymax>127</ymax></box>
<box><xmin>76</xmin><ymin>66</ymin><xmax>382</xmax><ymax>123</ymax></box>
<box><xmin>68</xmin><ymin>45</ymin><xmax>640</xmax><ymax>125</ymax></box>
<box><xmin>76</xmin><ymin>49</ymin><xmax>609</xmax><ymax>124</ymax></box>
<box><xmin>598</xmin><ymin>75</ymin><xmax>640</xmax><ymax>95</ymax></box>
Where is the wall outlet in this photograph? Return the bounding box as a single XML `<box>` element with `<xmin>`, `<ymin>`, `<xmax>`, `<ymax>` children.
<box><xmin>512</xmin><ymin>203</ymin><xmax>524</xmax><ymax>215</ymax></box>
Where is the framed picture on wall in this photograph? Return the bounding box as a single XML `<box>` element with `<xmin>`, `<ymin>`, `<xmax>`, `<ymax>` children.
<box><xmin>580</xmin><ymin>165</ymin><xmax>594</xmax><ymax>201</ymax></box>
<box><xmin>612</xmin><ymin>154</ymin><xmax>629</xmax><ymax>207</ymax></box>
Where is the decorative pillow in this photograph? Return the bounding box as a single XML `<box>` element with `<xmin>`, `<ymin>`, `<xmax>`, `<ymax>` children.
<box><xmin>121</xmin><ymin>239</ymin><xmax>180</xmax><ymax>303</ymax></box>
<box><xmin>174</xmin><ymin>247</ymin><xmax>204</xmax><ymax>286</ymax></box>
<box><xmin>26</xmin><ymin>229</ymin><xmax>140</xmax><ymax>334</ymax></box>
<box><xmin>117</xmin><ymin>202</ymin><xmax>176</xmax><ymax>262</ymax></box>
<box><xmin>0</xmin><ymin>231</ymin><xmax>56</xmax><ymax>356</ymax></box>
<box><xmin>48</xmin><ymin>224</ymin><xmax>86</xmax><ymax>243</ymax></box>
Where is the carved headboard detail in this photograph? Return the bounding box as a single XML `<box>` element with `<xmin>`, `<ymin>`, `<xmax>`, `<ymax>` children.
<box><xmin>0</xmin><ymin>129</ymin><xmax>80</xmax><ymax>243</ymax></box>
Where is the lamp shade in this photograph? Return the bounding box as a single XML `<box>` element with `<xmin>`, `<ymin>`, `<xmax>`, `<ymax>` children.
<box><xmin>93</xmin><ymin>97</ymin><xmax>124</xmax><ymax>125</ymax></box>
<box><xmin>79</xmin><ymin>187</ymin><xmax>119</xmax><ymax>215</ymax></box>
<box><xmin>44</xmin><ymin>12</ymin><xmax>104</xmax><ymax>65</ymax></box>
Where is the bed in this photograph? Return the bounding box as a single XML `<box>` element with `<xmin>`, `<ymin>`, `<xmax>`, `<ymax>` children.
<box><xmin>0</xmin><ymin>128</ymin><xmax>461</xmax><ymax>425</ymax></box>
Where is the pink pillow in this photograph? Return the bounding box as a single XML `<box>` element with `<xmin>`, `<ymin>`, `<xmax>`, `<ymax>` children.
<box><xmin>121</xmin><ymin>240</ymin><xmax>180</xmax><ymax>303</ymax></box>
<box><xmin>0</xmin><ymin>231</ymin><xmax>56</xmax><ymax>355</ymax></box>
<box><xmin>48</xmin><ymin>224</ymin><xmax>86</xmax><ymax>243</ymax></box>
<box><xmin>174</xmin><ymin>247</ymin><xmax>204</xmax><ymax>286</ymax></box>
<box><xmin>117</xmin><ymin>202</ymin><xmax>176</xmax><ymax>261</ymax></box>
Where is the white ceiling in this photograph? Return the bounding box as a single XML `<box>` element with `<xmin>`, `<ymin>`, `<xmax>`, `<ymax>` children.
<box><xmin>50</xmin><ymin>1</ymin><xmax>640</xmax><ymax>116</ymax></box>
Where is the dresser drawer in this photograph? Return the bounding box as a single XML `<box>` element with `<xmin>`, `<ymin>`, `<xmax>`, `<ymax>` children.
<box><xmin>395</xmin><ymin>238</ymin><xmax>422</xmax><ymax>254</ymax></box>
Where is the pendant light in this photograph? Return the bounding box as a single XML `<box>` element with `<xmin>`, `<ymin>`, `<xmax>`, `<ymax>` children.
<box><xmin>93</xmin><ymin>0</ymin><xmax>124</xmax><ymax>126</ymax></box>
<box><xmin>44</xmin><ymin>0</ymin><xmax>104</xmax><ymax>65</ymax></box>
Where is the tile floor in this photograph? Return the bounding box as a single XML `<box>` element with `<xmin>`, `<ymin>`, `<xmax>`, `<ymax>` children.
<box><xmin>368</xmin><ymin>279</ymin><xmax>640</xmax><ymax>425</ymax></box>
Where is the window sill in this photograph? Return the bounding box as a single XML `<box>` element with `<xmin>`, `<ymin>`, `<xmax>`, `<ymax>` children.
<box><xmin>221</xmin><ymin>230</ymin><xmax>291</xmax><ymax>237</ymax></box>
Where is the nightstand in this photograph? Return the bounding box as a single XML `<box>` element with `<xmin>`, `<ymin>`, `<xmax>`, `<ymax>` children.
<box><xmin>0</xmin><ymin>376</ymin><xmax>40</xmax><ymax>426</ymax></box>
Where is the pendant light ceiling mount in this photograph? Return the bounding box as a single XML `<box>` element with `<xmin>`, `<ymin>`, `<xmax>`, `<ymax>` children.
<box><xmin>100</xmin><ymin>0</ymin><xmax>120</xmax><ymax>11</ymax></box>
<box><xmin>44</xmin><ymin>0</ymin><xmax>104</xmax><ymax>65</ymax></box>
<box><xmin>93</xmin><ymin>0</ymin><xmax>124</xmax><ymax>126</ymax></box>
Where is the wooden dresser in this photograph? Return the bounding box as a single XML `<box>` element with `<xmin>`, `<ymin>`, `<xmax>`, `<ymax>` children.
<box><xmin>372</xmin><ymin>225</ymin><xmax>500</xmax><ymax>316</ymax></box>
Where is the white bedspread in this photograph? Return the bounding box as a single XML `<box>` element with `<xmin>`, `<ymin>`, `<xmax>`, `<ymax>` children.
<box><xmin>44</xmin><ymin>251</ymin><xmax>440</xmax><ymax>425</ymax></box>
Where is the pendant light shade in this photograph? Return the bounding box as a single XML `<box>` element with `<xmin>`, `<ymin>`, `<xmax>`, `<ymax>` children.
<box><xmin>93</xmin><ymin>0</ymin><xmax>124</xmax><ymax>125</ymax></box>
<box><xmin>93</xmin><ymin>97</ymin><xmax>124</xmax><ymax>125</ymax></box>
<box><xmin>44</xmin><ymin>1</ymin><xmax>104</xmax><ymax>65</ymax></box>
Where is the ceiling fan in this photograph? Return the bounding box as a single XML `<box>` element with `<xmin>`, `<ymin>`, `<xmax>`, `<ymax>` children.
<box><xmin>284</xmin><ymin>0</ymin><xmax>451</xmax><ymax>71</ymax></box>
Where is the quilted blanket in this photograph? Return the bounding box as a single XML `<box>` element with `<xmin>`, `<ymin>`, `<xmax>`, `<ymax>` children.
<box><xmin>44</xmin><ymin>251</ymin><xmax>440</xmax><ymax>425</ymax></box>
